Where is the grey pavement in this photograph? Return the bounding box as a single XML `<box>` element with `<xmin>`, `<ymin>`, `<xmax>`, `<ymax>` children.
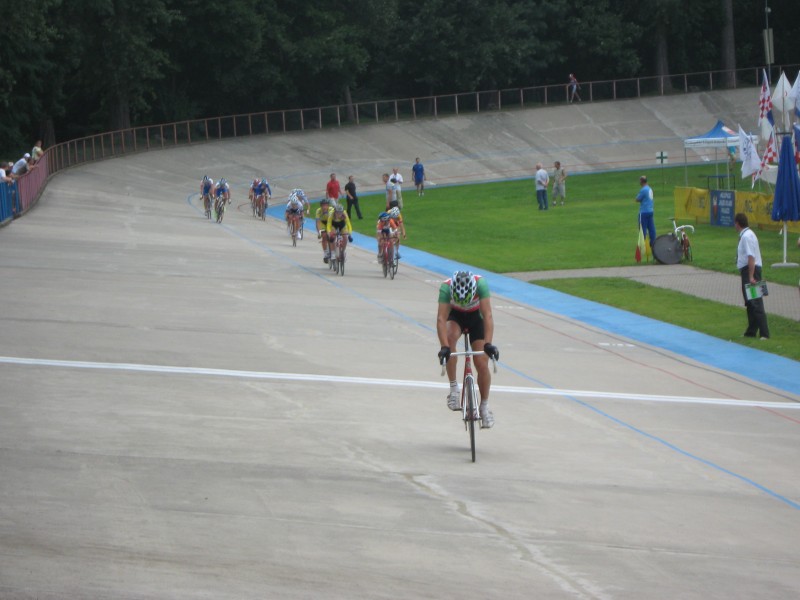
<box><xmin>2</xmin><ymin>90</ymin><xmax>800</xmax><ymax>600</ymax></box>
<box><xmin>508</xmin><ymin>264</ymin><xmax>800</xmax><ymax>321</ymax></box>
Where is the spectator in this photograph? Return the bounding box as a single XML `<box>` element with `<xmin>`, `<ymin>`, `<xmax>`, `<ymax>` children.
<box><xmin>551</xmin><ymin>160</ymin><xmax>567</xmax><ymax>206</ymax></box>
<box><xmin>734</xmin><ymin>213</ymin><xmax>769</xmax><ymax>339</ymax></box>
<box><xmin>31</xmin><ymin>140</ymin><xmax>44</xmax><ymax>164</ymax></box>
<box><xmin>391</xmin><ymin>167</ymin><xmax>404</xmax><ymax>208</ymax></box>
<box><xmin>326</xmin><ymin>173</ymin><xmax>341</xmax><ymax>202</ymax></box>
<box><xmin>568</xmin><ymin>74</ymin><xmax>582</xmax><ymax>103</ymax></box>
<box><xmin>344</xmin><ymin>175</ymin><xmax>362</xmax><ymax>220</ymax></box>
<box><xmin>535</xmin><ymin>162</ymin><xmax>549</xmax><ymax>210</ymax></box>
<box><xmin>0</xmin><ymin>163</ymin><xmax>12</xmax><ymax>183</ymax></box>
<box><xmin>412</xmin><ymin>157</ymin><xmax>425</xmax><ymax>196</ymax></box>
<box><xmin>383</xmin><ymin>173</ymin><xmax>398</xmax><ymax>209</ymax></box>
<box><xmin>635</xmin><ymin>175</ymin><xmax>656</xmax><ymax>250</ymax></box>
<box><xmin>11</xmin><ymin>154</ymin><xmax>31</xmax><ymax>177</ymax></box>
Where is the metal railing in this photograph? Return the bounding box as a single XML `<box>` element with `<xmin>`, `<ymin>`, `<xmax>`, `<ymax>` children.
<box><xmin>3</xmin><ymin>63</ymin><xmax>797</xmax><ymax>227</ymax></box>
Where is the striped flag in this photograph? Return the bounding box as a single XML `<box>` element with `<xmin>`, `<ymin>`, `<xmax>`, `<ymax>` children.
<box><xmin>759</xmin><ymin>69</ymin><xmax>775</xmax><ymax>141</ymax></box>
<box><xmin>753</xmin><ymin>125</ymin><xmax>778</xmax><ymax>186</ymax></box>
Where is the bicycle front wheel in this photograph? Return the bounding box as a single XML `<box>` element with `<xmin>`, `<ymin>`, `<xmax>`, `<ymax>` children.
<box><xmin>463</xmin><ymin>377</ymin><xmax>478</xmax><ymax>463</ymax></box>
<box><xmin>652</xmin><ymin>234</ymin><xmax>681</xmax><ymax>265</ymax></box>
<box><xmin>339</xmin><ymin>247</ymin><xmax>345</xmax><ymax>276</ymax></box>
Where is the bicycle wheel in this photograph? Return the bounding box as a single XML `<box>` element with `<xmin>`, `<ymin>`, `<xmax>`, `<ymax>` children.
<box><xmin>382</xmin><ymin>244</ymin><xmax>389</xmax><ymax>278</ymax></box>
<box><xmin>216</xmin><ymin>204</ymin><xmax>224</xmax><ymax>223</ymax></box>
<box><xmin>339</xmin><ymin>244</ymin><xmax>345</xmax><ymax>276</ymax></box>
<box><xmin>391</xmin><ymin>246</ymin><xmax>399</xmax><ymax>278</ymax></box>
<box><xmin>652</xmin><ymin>234</ymin><xmax>681</xmax><ymax>264</ymax></box>
<box><xmin>260</xmin><ymin>200</ymin><xmax>266</xmax><ymax>221</ymax></box>
<box><xmin>464</xmin><ymin>378</ymin><xmax>478</xmax><ymax>463</ymax></box>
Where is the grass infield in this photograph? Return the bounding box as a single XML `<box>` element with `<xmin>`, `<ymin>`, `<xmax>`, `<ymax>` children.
<box><xmin>348</xmin><ymin>164</ymin><xmax>800</xmax><ymax>361</ymax></box>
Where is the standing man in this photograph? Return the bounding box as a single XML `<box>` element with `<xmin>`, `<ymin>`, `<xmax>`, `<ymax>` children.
<box><xmin>734</xmin><ymin>213</ymin><xmax>770</xmax><ymax>339</ymax></box>
<box><xmin>383</xmin><ymin>173</ymin><xmax>398</xmax><ymax>209</ymax></box>
<box><xmin>344</xmin><ymin>175</ymin><xmax>362</xmax><ymax>220</ymax></box>
<box><xmin>437</xmin><ymin>271</ymin><xmax>500</xmax><ymax>429</ymax></box>
<box><xmin>326</xmin><ymin>173</ymin><xmax>341</xmax><ymax>203</ymax></box>
<box><xmin>391</xmin><ymin>167</ymin><xmax>404</xmax><ymax>208</ymax></box>
<box><xmin>635</xmin><ymin>175</ymin><xmax>656</xmax><ymax>250</ymax></box>
<box><xmin>568</xmin><ymin>74</ymin><xmax>582</xmax><ymax>103</ymax></box>
<box><xmin>412</xmin><ymin>157</ymin><xmax>425</xmax><ymax>196</ymax></box>
<box><xmin>551</xmin><ymin>161</ymin><xmax>567</xmax><ymax>206</ymax></box>
<box><xmin>535</xmin><ymin>163</ymin><xmax>549</xmax><ymax>210</ymax></box>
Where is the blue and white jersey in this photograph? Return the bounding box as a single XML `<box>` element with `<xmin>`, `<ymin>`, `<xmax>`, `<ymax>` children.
<box><xmin>289</xmin><ymin>188</ymin><xmax>307</xmax><ymax>204</ymax></box>
<box><xmin>202</xmin><ymin>180</ymin><xmax>213</xmax><ymax>194</ymax></box>
<box><xmin>215</xmin><ymin>182</ymin><xmax>229</xmax><ymax>197</ymax></box>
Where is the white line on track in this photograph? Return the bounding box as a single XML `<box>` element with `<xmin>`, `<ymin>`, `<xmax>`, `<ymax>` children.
<box><xmin>2</xmin><ymin>355</ymin><xmax>797</xmax><ymax>410</ymax></box>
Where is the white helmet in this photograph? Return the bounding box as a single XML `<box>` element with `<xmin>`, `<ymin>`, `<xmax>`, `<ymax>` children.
<box><xmin>451</xmin><ymin>271</ymin><xmax>477</xmax><ymax>308</ymax></box>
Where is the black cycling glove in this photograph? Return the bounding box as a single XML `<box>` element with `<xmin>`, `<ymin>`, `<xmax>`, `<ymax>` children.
<box><xmin>438</xmin><ymin>346</ymin><xmax>451</xmax><ymax>364</ymax></box>
<box><xmin>483</xmin><ymin>343</ymin><xmax>499</xmax><ymax>361</ymax></box>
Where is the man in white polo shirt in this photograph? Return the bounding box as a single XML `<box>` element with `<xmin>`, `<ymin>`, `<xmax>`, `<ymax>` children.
<box><xmin>734</xmin><ymin>212</ymin><xmax>769</xmax><ymax>339</ymax></box>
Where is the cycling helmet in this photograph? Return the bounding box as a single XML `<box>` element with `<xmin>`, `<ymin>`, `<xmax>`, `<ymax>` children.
<box><xmin>450</xmin><ymin>271</ymin><xmax>477</xmax><ymax>308</ymax></box>
<box><xmin>379</xmin><ymin>212</ymin><xmax>390</xmax><ymax>222</ymax></box>
<box><xmin>261</xmin><ymin>178</ymin><xmax>267</xmax><ymax>185</ymax></box>
<box><xmin>389</xmin><ymin>207</ymin><xmax>400</xmax><ymax>219</ymax></box>
<box><xmin>320</xmin><ymin>197</ymin><xmax>330</xmax><ymax>205</ymax></box>
<box><xmin>202</xmin><ymin>175</ymin><xmax>209</xmax><ymax>182</ymax></box>
<box><xmin>220</xmin><ymin>178</ymin><xmax>226</xmax><ymax>186</ymax></box>
<box><xmin>334</xmin><ymin>203</ymin><xmax>344</xmax><ymax>214</ymax></box>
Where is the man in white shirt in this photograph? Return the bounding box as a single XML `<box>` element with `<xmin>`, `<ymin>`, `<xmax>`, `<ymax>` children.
<box><xmin>11</xmin><ymin>154</ymin><xmax>31</xmax><ymax>176</ymax></box>
<box><xmin>391</xmin><ymin>167</ymin><xmax>404</xmax><ymax>209</ymax></box>
<box><xmin>734</xmin><ymin>213</ymin><xmax>769</xmax><ymax>339</ymax></box>
<box><xmin>535</xmin><ymin>162</ymin><xmax>549</xmax><ymax>210</ymax></box>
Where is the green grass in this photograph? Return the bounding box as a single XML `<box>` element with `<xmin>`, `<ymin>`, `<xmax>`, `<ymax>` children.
<box><xmin>348</xmin><ymin>164</ymin><xmax>800</xmax><ymax>362</ymax></box>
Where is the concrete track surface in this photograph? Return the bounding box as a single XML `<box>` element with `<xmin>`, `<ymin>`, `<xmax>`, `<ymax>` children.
<box><xmin>1</xmin><ymin>92</ymin><xmax>799</xmax><ymax>600</ymax></box>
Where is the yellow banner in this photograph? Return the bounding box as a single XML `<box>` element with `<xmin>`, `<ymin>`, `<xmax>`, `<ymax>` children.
<box><xmin>674</xmin><ymin>187</ymin><xmax>800</xmax><ymax>233</ymax></box>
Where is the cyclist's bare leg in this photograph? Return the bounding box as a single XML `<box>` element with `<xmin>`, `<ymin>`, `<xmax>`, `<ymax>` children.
<box><xmin>444</xmin><ymin>320</ymin><xmax>462</xmax><ymax>383</ymax></box>
<box><xmin>469</xmin><ymin>339</ymin><xmax>491</xmax><ymax>401</ymax></box>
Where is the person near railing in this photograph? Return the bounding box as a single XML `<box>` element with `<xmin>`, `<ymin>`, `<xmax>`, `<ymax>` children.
<box><xmin>31</xmin><ymin>140</ymin><xmax>44</xmax><ymax>164</ymax></box>
<box><xmin>568</xmin><ymin>73</ymin><xmax>582</xmax><ymax>103</ymax></box>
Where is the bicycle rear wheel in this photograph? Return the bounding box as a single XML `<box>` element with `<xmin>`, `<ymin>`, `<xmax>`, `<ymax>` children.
<box><xmin>683</xmin><ymin>236</ymin><xmax>692</xmax><ymax>262</ymax></box>
<box><xmin>339</xmin><ymin>245</ymin><xmax>345</xmax><ymax>276</ymax></box>
<box><xmin>652</xmin><ymin>234</ymin><xmax>681</xmax><ymax>264</ymax></box>
<box><xmin>382</xmin><ymin>244</ymin><xmax>389</xmax><ymax>278</ymax></box>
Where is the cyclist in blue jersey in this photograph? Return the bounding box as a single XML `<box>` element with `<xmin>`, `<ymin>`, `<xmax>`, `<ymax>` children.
<box><xmin>200</xmin><ymin>175</ymin><xmax>214</xmax><ymax>216</ymax></box>
<box><xmin>214</xmin><ymin>178</ymin><xmax>230</xmax><ymax>214</ymax></box>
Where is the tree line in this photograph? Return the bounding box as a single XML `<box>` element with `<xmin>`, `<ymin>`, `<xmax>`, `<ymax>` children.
<box><xmin>1</xmin><ymin>0</ymin><xmax>796</xmax><ymax>156</ymax></box>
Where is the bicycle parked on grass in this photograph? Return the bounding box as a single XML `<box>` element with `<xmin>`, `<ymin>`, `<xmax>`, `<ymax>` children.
<box><xmin>652</xmin><ymin>217</ymin><xmax>694</xmax><ymax>264</ymax></box>
<box><xmin>440</xmin><ymin>330</ymin><xmax>497</xmax><ymax>463</ymax></box>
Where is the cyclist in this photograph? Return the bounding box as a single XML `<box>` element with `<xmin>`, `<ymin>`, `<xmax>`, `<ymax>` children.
<box><xmin>285</xmin><ymin>188</ymin><xmax>310</xmax><ymax>236</ymax></box>
<box><xmin>375</xmin><ymin>211</ymin><xmax>397</xmax><ymax>262</ymax></box>
<box><xmin>326</xmin><ymin>203</ymin><xmax>353</xmax><ymax>259</ymax></box>
<box><xmin>249</xmin><ymin>178</ymin><xmax>260</xmax><ymax>214</ymax></box>
<box><xmin>259</xmin><ymin>177</ymin><xmax>272</xmax><ymax>205</ymax></box>
<box><xmin>200</xmin><ymin>175</ymin><xmax>214</xmax><ymax>215</ymax></box>
<box><xmin>315</xmin><ymin>197</ymin><xmax>333</xmax><ymax>263</ymax></box>
<box><xmin>436</xmin><ymin>271</ymin><xmax>500</xmax><ymax>429</ymax></box>
<box><xmin>213</xmin><ymin>178</ymin><xmax>230</xmax><ymax>214</ymax></box>
<box><xmin>387</xmin><ymin>206</ymin><xmax>407</xmax><ymax>259</ymax></box>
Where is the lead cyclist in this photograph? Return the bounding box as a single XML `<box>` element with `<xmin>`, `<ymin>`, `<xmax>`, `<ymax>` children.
<box><xmin>436</xmin><ymin>271</ymin><xmax>500</xmax><ymax>429</ymax></box>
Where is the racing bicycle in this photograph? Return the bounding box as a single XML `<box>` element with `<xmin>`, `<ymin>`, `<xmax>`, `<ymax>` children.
<box><xmin>379</xmin><ymin>231</ymin><xmax>399</xmax><ymax>279</ymax></box>
<box><xmin>329</xmin><ymin>231</ymin><xmax>347</xmax><ymax>276</ymax></box>
<box><xmin>440</xmin><ymin>331</ymin><xmax>497</xmax><ymax>463</ymax></box>
<box><xmin>652</xmin><ymin>217</ymin><xmax>694</xmax><ymax>265</ymax></box>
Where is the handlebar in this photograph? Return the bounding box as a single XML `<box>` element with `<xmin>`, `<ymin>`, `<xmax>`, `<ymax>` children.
<box><xmin>440</xmin><ymin>351</ymin><xmax>497</xmax><ymax>376</ymax></box>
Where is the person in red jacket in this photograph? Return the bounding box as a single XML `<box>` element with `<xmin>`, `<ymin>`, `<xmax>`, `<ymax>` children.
<box><xmin>326</xmin><ymin>173</ymin><xmax>341</xmax><ymax>202</ymax></box>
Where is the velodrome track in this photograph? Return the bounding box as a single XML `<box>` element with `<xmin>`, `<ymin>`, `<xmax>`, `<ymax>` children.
<box><xmin>1</xmin><ymin>92</ymin><xmax>799</xmax><ymax>599</ymax></box>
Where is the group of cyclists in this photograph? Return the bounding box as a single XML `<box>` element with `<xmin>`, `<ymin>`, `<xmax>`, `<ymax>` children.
<box><xmin>200</xmin><ymin>176</ymin><xmax>231</xmax><ymax>221</ymax></box>
<box><xmin>198</xmin><ymin>175</ymin><xmax>499</xmax><ymax>429</ymax></box>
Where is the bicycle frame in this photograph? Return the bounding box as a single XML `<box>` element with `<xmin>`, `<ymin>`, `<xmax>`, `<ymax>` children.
<box><xmin>440</xmin><ymin>331</ymin><xmax>497</xmax><ymax>462</ymax></box>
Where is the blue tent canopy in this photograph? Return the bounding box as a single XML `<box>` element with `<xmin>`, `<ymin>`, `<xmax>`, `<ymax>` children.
<box><xmin>683</xmin><ymin>120</ymin><xmax>755</xmax><ymax>149</ymax></box>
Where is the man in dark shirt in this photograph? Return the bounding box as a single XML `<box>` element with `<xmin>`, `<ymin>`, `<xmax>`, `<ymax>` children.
<box><xmin>344</xmin><ymin>175</ymin><xmax>362</xmax><ymax>220</ymax></box>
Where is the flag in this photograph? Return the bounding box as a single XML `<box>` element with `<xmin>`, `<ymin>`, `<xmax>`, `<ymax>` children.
<box><xmin>759</xmin><ymin>69</ymin><xmax>775</xmax><ymax>141</ymax></box>
<box><xmin>635</xmin><ymin>224</ymin><xmax>645</xmax><ymax>263</ymax></box>
<box><xmin>738</xmin><ymin>125</ymin><xmax>761</xmax><ymax>178</ymax></box>
<box><xmin>754</xmin><ymin>125</ymin><xmax>778</xmax><ymax>186</ymax></box>
<box><xmin>789</xmin><ymin>71</ymin><xmax>800</xmax><ymax>121</ymax></box>
<box><xmin>773</xmin><ymin>72</ymin><xmax>792</xmax><ymax>131</ymax></box>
